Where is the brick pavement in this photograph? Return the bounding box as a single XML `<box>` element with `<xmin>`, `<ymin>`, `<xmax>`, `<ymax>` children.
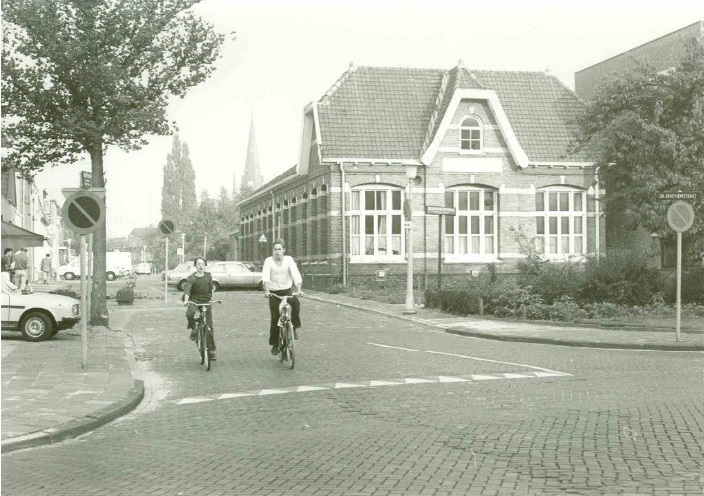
<box><xmin>2</xmin><ymin>290</ymin><xmax>702</xmax><ymax>454</ymax></box>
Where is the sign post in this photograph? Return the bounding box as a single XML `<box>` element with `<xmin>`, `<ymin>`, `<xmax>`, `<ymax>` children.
<box><xmin>666</xmin><ymin>200</ymin><xmax>695</xmax><ymax>342</ymax></box>
<box><xmin>61</xmin><ymin>189</ymin><xmax>105</xmax><ymax>369</ymax></box>
<box><xmin>426</xmin><ymin>206</ymin><xmax>456</xmax><ymax>288</ymax></box>
<box><xmin>159</xmin><ymin>220</ymin><xmax>175</xmax><ymax>304</ymax></box>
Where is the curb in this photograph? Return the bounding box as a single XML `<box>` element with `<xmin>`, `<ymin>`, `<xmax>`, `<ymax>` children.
<box><xmin>308</xmin><ymin>294</ymin><xmax>704</xmax><ymax>351</ymax></box>
<box><xmin>1</xmin><ymin>379</ymin><xmax>145</xmax><ymax>454</ymax></box>
<box><xmin>444</xmin><ymin>328</ymin><xmax>704</xmax><ymax>351</ymax></box>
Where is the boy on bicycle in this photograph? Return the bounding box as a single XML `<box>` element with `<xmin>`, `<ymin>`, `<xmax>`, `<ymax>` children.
<box><xmin>263</xmin><ymin>239</ymin><xmax>303</xmax><ymax>355</ymax></box>
<box><xmin>182</xmin><ymin>257</ymin><xmax>217</xmax><ymax>360</ymax></box>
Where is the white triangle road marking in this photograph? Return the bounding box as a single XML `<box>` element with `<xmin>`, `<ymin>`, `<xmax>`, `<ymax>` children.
<box><xmin>503</xmin><ymin>373</ymin><xmax>531</xmax><ymax>379</ymax></box>
<box><xmin>259</xmin><ymin>389</ymin><xmax>291</xmax><ymax>396</ymax></box>
<box><xmin>334</xmin><ymin>383</ymin><xmax>367</xmax><ymax>389</ymax></box>
<box><xmin>218</xmin><ymin>393</ymin><xmax>256</xmax><ymax>399</ymax></box>
<box><xmin>296</xmin><ymin>385</ymin><xmax>329</xmax><ymax>392</ymax></box>
<box><xmin>369</xmin><ymin>380</ymin><xmax>402</xmax><ymax>387</ymax></box>
<box><xmin>405</xmin><ymin>378</ymin><xmax>436</xmax><ymax>384</ymax></box>
<box><xmin>438</xmin><ymin>376</ymin><xmax>471</xmax><ymax>383</ymax></box>
<box><xmin>470</xmin><ymin>374</ymin><xmax>501</xmax><ymax>381</ymax></box>
<box><xmin>177</xmin><ymin>397</ymin><xmax>215</xmax><ymax>405</ymax></box>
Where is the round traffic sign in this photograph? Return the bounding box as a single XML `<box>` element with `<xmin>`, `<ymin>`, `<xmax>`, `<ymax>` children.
<box><xmin>62</xmin><ymin>191</ymin><xmax>105</xmax><ymax>234</ymax></box>
<box><xmin>159</xmin><ymin>219</ymin><xmax>175</xmax><ymax>235</ymax></box>
<box><xmin>667</xmin><ymin>201</ymin><xmax>695</xmax><ymax>233</ymax></box>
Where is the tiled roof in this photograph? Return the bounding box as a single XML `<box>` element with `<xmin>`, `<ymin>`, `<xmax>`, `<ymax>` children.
<box><xmin>317</xmin><ymin>65</ymin><xmax>590</xmax><ymax>163</ymax></box>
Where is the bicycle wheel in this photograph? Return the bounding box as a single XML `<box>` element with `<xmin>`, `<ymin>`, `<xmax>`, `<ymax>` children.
<box><xmin>278</xmin><ymin>325</ymin><xmax>287</xmax><ymax>363</ymax></box>
<box><xmin>285</xmin><ymin>322</ymin><xmax>295</xmax><ymax>370</ymax></box>
<box><xmin>196</xmin><ymin>323</ymin><xmax>205</xmax><ymax>364</ymax></box>
<box><xmin>203</xmin><ymin>340</ymin><xmax>211</xmax><ymax>371</ymax></box>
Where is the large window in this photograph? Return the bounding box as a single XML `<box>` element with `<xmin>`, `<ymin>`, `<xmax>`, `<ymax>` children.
<box><xmin>444</xmin><ymin>188</ymin><xmax>496</xmax><ymax>258</ymax></box>
<box><xmin>460</xmin><ymin>116</ymin><xmax>483</xmax><ymax>151</ymax></box>
<box><xmin>535</xmin><ymin>188</ymin><xmax>586</xmax><ymax>257</ymax></box>
<box><xmin>349</xmin><ymin>187</ymin><xmax>403</xmax><ymax>258</ymax></box>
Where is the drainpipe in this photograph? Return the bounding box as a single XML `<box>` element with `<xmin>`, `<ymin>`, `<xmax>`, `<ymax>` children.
<box><xmin>423</xmin><ymin>162</ymin><xmax>427</xmax><ymax>290</ymax></box>
<box><xmin>339</xmin><ymin>161</ymin><xmax>347</xmax><ymax>287</ymax></box>
<box><xmin>594</xmin><ymin>166</ymin><xmax>600</xmax><ymax>260</ymax></box>
<box><xmin>270</xmin><ymin>191</ymin><xmax>276</xmax><ymax>242</ymax></box>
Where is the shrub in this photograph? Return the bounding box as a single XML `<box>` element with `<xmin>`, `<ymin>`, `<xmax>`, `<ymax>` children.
<box><xmin>517</xmin><ymin>256</ymin><xmax>584</xmax><ymax>304</ymax></box>
<box><xmin>50</xmin><ymin>287</ymin><xmax>79</xmax><ymax>299</ymax></box>
<box><xmin>326</xmin><ymin>283</ymin><xmax>346</xmax><ymax>294</ymax></box>
<box><xmin>579</xmin><ymin>255</ymin><xmax>662</xmax><ymax>306</ymax></box>
<box><xmin>115</xmin><ymin>286</ymin><xmax>135</xmax><ymax>304</ymax></box>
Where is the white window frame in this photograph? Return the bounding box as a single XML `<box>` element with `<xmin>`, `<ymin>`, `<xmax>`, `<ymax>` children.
<box><xmin>459</xmin><ymin>115</ymin><xmax>483</xmax><ymax>153</ymax></box>
<box><xmin>444</xmin><ymin>187</ymin><xmax>498</xmax><ymax>263</ymax></box>
<box><xmin>348</xmin><ymin>185</ymin><xmax>405</xmax><ymax>263</ymax></box>
<box><xmin>535</xmin><ymin>187</ymin><xmax>587</xmax><ymax>259</ymax></box>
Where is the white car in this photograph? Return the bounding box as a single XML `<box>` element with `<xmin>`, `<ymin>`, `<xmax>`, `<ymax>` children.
<box><xmin>135</xmin><ymin>262</ymin><xmax>151</xmax><ymax>275</ymax></box>
<box><xmin>1</xmin><ymin>290</ymin><xmax>81</xmax><ymax>342</ymax></box>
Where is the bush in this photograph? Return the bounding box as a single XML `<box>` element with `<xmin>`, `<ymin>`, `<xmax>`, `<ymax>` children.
<box><xmin>50</xmin><ymin>287</ymin><xmax>79</xmax><ymax>299</ymax></box>
<box><xmin>517</xmin><ymin>257</ymin><xmax>584</xmax><ymax>304</ymax></box>
<box><xmin>115</xmin><ymin>286</ymin><xmax>135</xmax><ymax>304</ymax></box>
<box><xmin>579</xmin><ymin>255</ymin><xmax>662</xmax><ymax>306</ymax></box>
<box><xmin>663</xmin><ymin>266</ymin><xmax>704</xmax><ymax>304</ymax></box>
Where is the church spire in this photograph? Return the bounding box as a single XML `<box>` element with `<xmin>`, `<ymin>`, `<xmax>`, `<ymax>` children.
<box><xmin>241</xmin><ymin>115</ymin><xmax>264</xmax><ymax>191</ymax></box>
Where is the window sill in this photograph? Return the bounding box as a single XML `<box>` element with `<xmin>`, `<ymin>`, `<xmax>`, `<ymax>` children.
<box><xmin>443</xmin><ymin>255</ymin><xmax>502</xmax><ymax>264</ymax></box>
<box><xmin>349</xmin><ymin>256</ymin><xmax>407</xmax><ymax>264</ymax></box>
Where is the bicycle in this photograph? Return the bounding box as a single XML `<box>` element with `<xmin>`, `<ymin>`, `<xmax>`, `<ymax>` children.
<box><xmin>267</xmin><ymin>293</ymin><xmax>301</xmax><ymax>370</ymax></box>
<box><xmin>188</xmin><ymin>300</ymin><xmax>221</xmax><ymax>371</ymax></box>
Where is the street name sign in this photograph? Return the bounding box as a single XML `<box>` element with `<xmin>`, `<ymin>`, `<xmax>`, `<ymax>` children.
<box><xmin>658</xmin><ymin>192</ymin><xmax>698</xmax><ymax>202</ymax></box>
<box><xmin>426</xmin><ymin>206</ymin><xmax>456</xmax><ymax>216</ymax></box>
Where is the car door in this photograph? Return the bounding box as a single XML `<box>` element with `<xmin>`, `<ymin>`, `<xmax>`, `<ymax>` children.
<box><xmin>228</xmin><ymin>262</ymin><xmax>249</xmax><ymax>288</ymax></box>
<box><xmin>208</xmin><ymin>263</ymin><xmax>227</xmax><ymax>287</ymax></box>
<box><xmin>1</xmin><ymin>291</ymin><xmax>10</xmax><ymax>327</ymax></box>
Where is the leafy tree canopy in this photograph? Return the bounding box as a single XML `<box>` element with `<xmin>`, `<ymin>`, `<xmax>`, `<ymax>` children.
<box><xmin>573</xmin><ymin>38</ymin><xmax>704</xmax><ymax>256</ymax></box>
<box><xmin>1</xmin><ymin>0</ymin><xmax>225</xmax><ymax>175</ymax></box>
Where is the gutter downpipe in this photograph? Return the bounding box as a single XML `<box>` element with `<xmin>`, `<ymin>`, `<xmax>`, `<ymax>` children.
<box><xmin>270</xmin><ymin>191</ymin><xmax>277</xmax><ymax>242</ymax></box>
<box><xmin>594</xmin><ymin>166</ymin><xmax>600</xmax><ymax>260</ymax></box>
<box><xmin>338</xmin><ymin>161</ymin><xmax>347</xmax><ymax>287</ymax></box>
<box><xmin>423</xmin><ymin>162</ymin><xmax>427</xmax><ymax>289</ymax></box>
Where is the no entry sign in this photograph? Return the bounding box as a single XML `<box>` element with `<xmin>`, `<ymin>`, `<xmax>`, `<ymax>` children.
<box><xmin>667</xmin><ymin>201</ymin><xmax>695</xmax><ymax>233</ymax></box>
<box><xmin>62</xmin><ymin>190</ymin><xmax>105</xmax><ymax>234</ymax></box>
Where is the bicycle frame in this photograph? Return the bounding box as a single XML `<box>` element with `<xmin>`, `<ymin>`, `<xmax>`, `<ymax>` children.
<box><xmin>269</xmin><ymin>293</ymin><xmax>300</xmax><ymax>369</ymax></box>
<box><xmin>188</xmin><ymin>300</ymin><xmax>221</xmax><ymax>370</ymax></box>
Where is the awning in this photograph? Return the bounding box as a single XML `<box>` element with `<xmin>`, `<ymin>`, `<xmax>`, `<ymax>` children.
<box><xmin>1</xmin><ymin>220</ymin><xmax>47</xmax><ymax>249</ymax></box>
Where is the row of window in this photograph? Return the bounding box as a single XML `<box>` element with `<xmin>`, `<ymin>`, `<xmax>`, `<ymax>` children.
<box><xmin>242</xmin><ymin>186</ymin><xmax>589</xmax><ymax>259</ymax></box>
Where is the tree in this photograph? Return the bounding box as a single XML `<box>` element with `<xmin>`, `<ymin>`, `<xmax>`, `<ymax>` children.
<box><xmin>161</xmin><ymin>134</ymin><xmax>196</xmax><ymax>223</ymax></box>
<box><xmin>573</xmin><ymin>38</ymin><xmax>704</xmax><ymax>260</ymax></box>
<box><xmin>2</xmin><ymin>0</ymin><xmax>225</xmax><ymax>325</ymax></box>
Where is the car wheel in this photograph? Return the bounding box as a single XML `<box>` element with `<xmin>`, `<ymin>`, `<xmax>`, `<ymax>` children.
<box><xmin>257</xmin><ymin>280</ymin><xmax>264</xmax><ymax>291</ymax></box>
<box><xmin>177</xmin><ymin>280</ymin><xmax>187</xmax><ymax>291</ymax></box>
<box><xmin>106</xmin><ymin>272</ymin><xmax>116</xmax><ymax>281</ymax></box>
<box><xmin>64</xmin><ymin>273</ymin><xmax>75</xmax><ymax>280</ymax></box>
<box><xmin>212</xmin><ymin>281</ymin><xmax>220</xmax><ymax>291</ymax></box>
<box><xmin>20</xmin><ymin>311</ymin><xmax>54</xmax><ymax>342</ymax></box>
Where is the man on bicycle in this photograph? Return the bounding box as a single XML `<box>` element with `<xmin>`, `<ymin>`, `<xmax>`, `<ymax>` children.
<box><xmin>182</xmin><ymin>257</ymin><xmax>217</xmax><ymax>361</ymax></box>
<box><xmin>263</xmin><ymin>239</ymin><xmax>303</xmax><ymax>355</ymax></box>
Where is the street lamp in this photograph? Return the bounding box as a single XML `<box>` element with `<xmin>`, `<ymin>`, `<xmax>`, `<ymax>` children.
<box><xmin>403</xmin><ymin>165</ymin><xmax>418</xmax><ymax>315</ymax></box>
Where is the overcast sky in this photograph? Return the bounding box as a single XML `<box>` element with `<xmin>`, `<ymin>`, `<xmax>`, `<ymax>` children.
<box><xmin>34</xmin><ymin>0</ymin><xmax>703</xmax><ymax>238</ymax></box>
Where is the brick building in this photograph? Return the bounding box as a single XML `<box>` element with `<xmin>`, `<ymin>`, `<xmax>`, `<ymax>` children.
<box><xmin>237</xmin><ymin>62</ymin><xmax>602</xmax><ymax>288</ymax></box>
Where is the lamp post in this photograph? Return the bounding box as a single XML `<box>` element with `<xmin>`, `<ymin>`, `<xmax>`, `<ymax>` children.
<box><xmin>403</xmin><ymin>165</ymin><xmax>418</xmax><ymax>314</ymax></box>
<box><xmin>181</xmin><ymin>233</ymin><xmax>185</xmax><ymax>263</ymax></box>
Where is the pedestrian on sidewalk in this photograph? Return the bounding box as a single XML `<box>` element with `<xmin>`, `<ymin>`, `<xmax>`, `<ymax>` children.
<box><xmin>40</xmin><ymin>253</ymin><xmax>52</xmax><ymax>284</ymax></box>
<box><xmin>12</xmin><ymin>247</ymin><xmax>30</xmax><ymax>294</ymax></box>
<box><xmin>2</xmin><ymin>248</ymin><xmax>14</xmax><ymax>279</ymax></box>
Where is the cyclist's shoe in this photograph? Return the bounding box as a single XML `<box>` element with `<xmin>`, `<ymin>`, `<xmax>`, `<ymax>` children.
<box><xmin>271</xmin><ymin>345</ymin><xmax>278</xmax><ymax>355</ymax></box>
<box><xmin>189</xmin><ymin>330</ymin><xmax>198</xmax><ymax>341</ymax></box>
<box><xmin>209</xmin><ymin>352</ymin><xmax>216</xmax><ymax>361</ymax></box>
<box><xmin>294</xmin><ymin>328</ymin><xmax>300</xmax><ymax>340</ymax></box>
<box><xmin>281</xmin><ymin>350</ymin><xmax>288</xmax><ymax>361</ymax></box>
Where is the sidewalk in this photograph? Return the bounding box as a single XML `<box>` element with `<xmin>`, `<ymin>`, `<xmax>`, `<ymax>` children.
<box><xmin>2</xmin><ymin>292</ymin><xmax>703</xmax><ymax>454</ymax></box>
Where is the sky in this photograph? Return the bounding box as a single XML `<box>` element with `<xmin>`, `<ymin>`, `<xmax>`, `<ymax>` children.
<box><xmin>34</xmin><ymin>0</ymin><xmax>703</xmax><ymax>238</ymax></box>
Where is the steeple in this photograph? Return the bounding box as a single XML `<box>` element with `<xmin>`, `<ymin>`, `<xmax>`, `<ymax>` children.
<box><xmin>240</xmin><ymin>115</ymin><xmax>264</xmax><ymax>191</ymax></box>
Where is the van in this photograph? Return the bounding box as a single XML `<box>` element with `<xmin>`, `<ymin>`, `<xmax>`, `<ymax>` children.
<box><xmin>57</xmin><ymin>250</ymin><xmax>133</xmax><ymax>281</ymax></box>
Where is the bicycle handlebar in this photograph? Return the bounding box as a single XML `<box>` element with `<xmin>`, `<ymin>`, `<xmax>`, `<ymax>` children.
<box><xmin>187</xmin><ymin>300</ymin><xmax>222</xmax><ymax>307</ymax></box>
<box><xmin>266</xmin><ymin>292</ymin><xmax>302</xmax><ymax>299</ymax></box>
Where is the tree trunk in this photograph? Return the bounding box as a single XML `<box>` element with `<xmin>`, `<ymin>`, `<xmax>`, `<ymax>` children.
<box><xmin>88</xmin><ymin>141</ymin><xmax>109</xmax><ymax>327</ymax></box>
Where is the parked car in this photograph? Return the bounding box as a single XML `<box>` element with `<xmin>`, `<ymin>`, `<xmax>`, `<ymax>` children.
<box><xmin>134</xmin><ymin>262</ymin><xmax>151</xmax><ymax>275</ymax></box>
<box><xmin>206</xmin><ymin>261</ymin><xmax>264</xmax><ymax>291</ymax></box>
<box><xmin>1</xmin><ymin>290</ymin><xmax>81</xmax><ymax>341</ymax></box>
<box><xmin>166</xmin><ymin>262</ymin><xmax>197</xmax><ymax>290</ymax></box>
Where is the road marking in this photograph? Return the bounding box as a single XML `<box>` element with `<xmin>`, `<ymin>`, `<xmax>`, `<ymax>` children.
<box><xmin>368</xmin><ymin>342</ymin><xmax>419</xmax><ymax>352</ymax></box>
<box><xmin>424</xmin><ymin>350</ymin><xmax>570</xmax><ymax>376</ymax></box>
<box><xmin>171</xmin><ymin>370</ymin><xmax>570</xmax><ymax>406</ymax></box>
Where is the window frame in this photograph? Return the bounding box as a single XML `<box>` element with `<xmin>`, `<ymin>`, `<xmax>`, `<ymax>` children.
<box><xmin>534</xmin><ymin>187</ymin><xmax>587</xmax><ymax>259</ymax></box>
<box><xmin>459</xmin><ymin>115</ymin><xmax>484</xmax><ymax>153</ymax></box>
<box><xmin>348</xmin><ymin>185</ymin><xmax>405</xmax><ymax>263</ymax></box>
<box><xmin>443</xmin><ymin>187</ymin><xmax>498</xmax><ymax>262</ymax></box>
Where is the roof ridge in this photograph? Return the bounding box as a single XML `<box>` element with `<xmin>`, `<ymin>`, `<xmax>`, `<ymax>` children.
<box><xmin>320</xmin><ymin>62</ymin><xmax>358</xmax><ymax>104</ymax></box>
<box><xmin>420</xmin><ymin>70</ymin><xmax>450</xmax><ymax>155</ymax></box>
